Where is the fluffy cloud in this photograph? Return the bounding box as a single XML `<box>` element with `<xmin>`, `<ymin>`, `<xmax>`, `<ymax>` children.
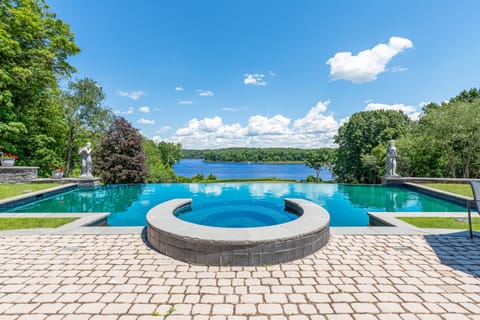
<box><xmin>247</xmin><ymin>115</ymin><xmax>291</xmax><ymax>136</ymax></box>
<box><xmin>117</xmin><ymin>90</ymin><xmax>145</xmax><ymax>100</ymax></box>
<box><xmin>139</xmin><ymin>106</ymin><xmax>150</xmax><ymax>113</ymax></box>
<box><xmin>293</xmin><ymin>101</ymin><xmax>338</xmax><ymax>134</ymax></box>
<box><xmin>137</xmin><ymin>118</ymin><xmax>155</xmax><ymax>125</ymax></box>
<box><xmin>197</xmin><ymin>89</ymin><xmax>214</xmax><ymax>97</ymax></box>
<box><xmin>175</xmin><ymin>86</ymin><xmax>184</xmax><ymax>92</ymax></box>
<box><xmin>169</xmin><ymin>101</ymin><xmax>340</xmax><ymax>149</ymax></box>
<box><xmin>179</xmin><ymin>100</ymin><xmax>193</xmax><ymax>105</ymax></box>
<box><xmin>326</xmin><ymin>36</ymin><xmax>413</xmax><ymax>83</ymax></box>
<box><xmin>244</xmin><ymin>74</ymin><xmax>267</xmax><ymax>86</ymax></box>
<box><xmin>364</xmin><ymin>102</ymin><xmax>421</xmax><ymax>120</ymax></box>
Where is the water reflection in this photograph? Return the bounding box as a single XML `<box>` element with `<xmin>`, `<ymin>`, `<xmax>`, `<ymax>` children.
<box><xmin>338</xmin><ymin>185</ymin><xmax>411</xmax><ymax>212</ymax></box>
<box><xmin>248</xmin><ymin>183</ymin><xmax>290</xmax><ymax>197</ymax></box>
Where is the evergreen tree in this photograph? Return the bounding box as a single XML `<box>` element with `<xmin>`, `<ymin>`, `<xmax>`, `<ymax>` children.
<box><xmin>94</xmin><ymin>117</ymin><xmax>148</xmax><ymax>184</ymax></box>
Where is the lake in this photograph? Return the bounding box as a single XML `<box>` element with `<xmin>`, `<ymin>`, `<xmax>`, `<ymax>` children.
<box><xmin>174</xmin><ymin>159</ymin><xmax>333</xmax><ymax>181</ymax></box>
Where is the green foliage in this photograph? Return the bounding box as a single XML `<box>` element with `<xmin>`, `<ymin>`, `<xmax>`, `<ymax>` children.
<box><xmin>62</xmin><ymin>78</ymin><xmax>111</xmax><ymax>176</ymax></box>
<box><xmin>94</xmin><ymin>117</ymin><xmax>148</xmax><ymax>184</ymax></box>
<box><xmin>143</xmin><ymin>139</ymin><xmax>181</xmax><ymax>182</ymax></box>
<box><xmin>158</xmin><ymin>141</ymin><xmax>182</xmax><ymax>168</ymax></box>
<box><xmin>334</xmin><ymin>110</ymin><xmax>410</xmax><ymax>183</ymax></box>
<box><xmin>418</xmin><ymin>98</ymin><xmax>480</xmax><ymax>178</ymax></box>
<box><xmin>0</xmin><ymin>0</ymin><xmax>79</xmax><ymax>175</ymax></box>
<box><xmin>183</xmin><ymin>148</ymin><xmax>322</xmax><ymax>162</ymax></box>
<box><xmin>304</xmin><ymin>149</ymin><xmax>335</xmax><ymax>180</ymax></box>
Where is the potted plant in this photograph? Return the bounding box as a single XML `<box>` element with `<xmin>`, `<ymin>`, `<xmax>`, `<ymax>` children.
<box><xmin>51</xmin><ymin>166</ymin><xmax>64</xmax><ymax>178</ymax></box>
<box><xmin>1</xmin><ymin>152</ymin><xmax>18</xmax><ymax>167</ymax></box>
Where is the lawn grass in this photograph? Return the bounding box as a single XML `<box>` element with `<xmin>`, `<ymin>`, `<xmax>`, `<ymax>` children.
<box><xmin>398</xmin><ymin>216</ymin><xmax>480</xmax><ymax>231</ymax></box>
<box><xmin>422</xmin><ymin>183</ymin><xmax>473</xmax><ymax>198</ymax></box>
<box><xmin>0</xmin><ymin>183</ymin><xmax>61</xmax><ymax>200</ymax></box>
<box><xmin>0</xmin><ymin>217</ymin><xmax>78</xmax><ymax>231</ymax></box>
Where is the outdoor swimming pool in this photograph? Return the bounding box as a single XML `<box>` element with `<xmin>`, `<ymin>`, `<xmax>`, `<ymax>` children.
<box><xmin>3</xmin><ymin>183</ymin><xmax>466</xmax><ymax>226</ymax></box>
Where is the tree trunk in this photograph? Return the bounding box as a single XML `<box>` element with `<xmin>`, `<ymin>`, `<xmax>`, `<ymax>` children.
<box><xmin>447</xmin><ymin>149</ymin><xmax>456</xmax><ymax>178</ymax></box>
<box><xmin>65</xmin><ymin>128</ymin><xmax>75</xmax><ymax>177</ymax></box>
<box><xmin>464</xmin><ymin>148</ymin><xmax>472</xmax><ymax>179</ymax></box>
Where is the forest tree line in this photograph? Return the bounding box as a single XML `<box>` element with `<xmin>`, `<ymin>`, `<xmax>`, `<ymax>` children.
<box><xmin>182</xmin><ymin>148</ymin><xmax>334</xmax><ymax>163</ymax></box>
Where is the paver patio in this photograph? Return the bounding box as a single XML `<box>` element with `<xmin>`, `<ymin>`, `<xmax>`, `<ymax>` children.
<box><xmin>0</xmin><ymin>233</ymin><xmax>479</xmax><ymax>319</ymax></box>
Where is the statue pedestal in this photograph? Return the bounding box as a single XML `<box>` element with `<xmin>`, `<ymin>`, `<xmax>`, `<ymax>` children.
<box><xmin>72</xmin><ymin>177</ymin><xmax>101</xmax><ymax>187</ymax></box>
<box><xmin>381</xmin><ymin>176</ymin><xmax>404</xmax><ymax>185</ymax></box>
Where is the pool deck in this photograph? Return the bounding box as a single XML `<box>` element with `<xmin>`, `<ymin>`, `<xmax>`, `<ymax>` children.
<box><xmin>1</xmin><ymin>186</ymin><xmax>480</xmax><ymax>318</ymax></box>
<box><xmin>0</xmin><ymin>231</ymin><xmax>479</xmax><ymax>319</ymax></box>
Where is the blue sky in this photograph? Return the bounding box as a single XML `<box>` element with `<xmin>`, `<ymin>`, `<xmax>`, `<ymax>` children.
<box><xmin>50</xmin><ymin>0</ymin><xmax>480</xmax><ymax>149</ymax></box>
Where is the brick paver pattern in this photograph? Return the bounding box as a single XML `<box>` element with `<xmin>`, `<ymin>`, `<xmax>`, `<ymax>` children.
<box><xmin>0</xmin><ymin>234</ymin><xmax>479</xmax><ymax>319</ymax></box>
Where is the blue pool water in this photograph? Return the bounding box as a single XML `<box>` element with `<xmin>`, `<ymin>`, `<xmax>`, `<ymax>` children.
<box><xmin>4</xmin><ymin>183</ymin><xmax>466</xmax><ymax>227</ymax></box>
<box><xmin>175</xmin><ymin>199</ymin><xmax>299</xmax><ymax>228</ymax></box>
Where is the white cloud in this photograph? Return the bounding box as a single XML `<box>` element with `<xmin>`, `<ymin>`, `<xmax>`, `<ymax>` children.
<box><xmin>326</xmin><ymin>36</ymin><xmax>413</xmax><ymax>83</ymax></box>
<box><xmin>247</xmin><ymin>115</ymin><xmax>291</xmax><ymax>136</ymax></box>
<box><xmin>169</xmin><ymin>101</ymin><xmax>340</xmax><ymax>149</ymax></box>
<box><xmin>179</xmin><ymin>100</ymin><xmax>193</xmax><ymax>105</ymax></box>
<box><xmin>139</xmin><ymin>106</ymin><xmax>150</xmax><ymax>113</ymax></box>
<box><xmin>197</xmin><ymin>89</ymin><xmax>214</xmax><ymax>97</ymax></box>
<box><xmin>122</xmin><ymin>107</ymin><xmax>134</xmax><ymax>114</ymax></box>
<box><xmin>175</xmin><ymin>86</ymin><xmax>184</xmax><ymax>92</ymax></box>
<box><xmin>117</xmin><ymin>90</ymin><xmax>145</xmax><ymax>100</ymax></box>
<box><xmin>137</xmin><ymin>118</ymin><xmax>155</xmax><ymax>125</ymax></box>
<box><xmin>293</xmin><ymin>101</ymin><xmax>339</xmax><ymax>134</ymax></box>
<box><xmin>244</xmin><ymin>74</ymin><xmax>267</xmax><ymax>86</ymax></box>
<box><xmin>156</xmin><ymin>126</ymin><xmax>171</xmax><ymax>133</ymax></box>
<box><xmin>364</xmin><ymin>102</ymin><xmax>421</xmax><ymax>120</ymax></box>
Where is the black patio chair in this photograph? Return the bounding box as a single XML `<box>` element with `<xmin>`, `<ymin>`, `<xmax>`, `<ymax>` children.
<box><xmin>467</xmin><ymin>180</ymin><xmax>480</xmax><ymax>239</ymax></box>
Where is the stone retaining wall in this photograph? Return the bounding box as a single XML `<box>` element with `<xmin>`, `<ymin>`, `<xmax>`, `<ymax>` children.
<box><xmin>0</xmin><ymin>167</ymin><xmax>38</xmax><ymax>184</ymax></box>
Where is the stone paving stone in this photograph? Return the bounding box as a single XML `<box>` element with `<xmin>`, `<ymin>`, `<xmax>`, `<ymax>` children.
<box><xmin>1</xmin><ymin>234</ymin><xmax>480</xmax><ymax>318</ymax></box>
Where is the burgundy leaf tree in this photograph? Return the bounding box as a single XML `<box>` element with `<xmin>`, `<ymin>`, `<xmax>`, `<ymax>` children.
<box><xmin>94</xmin><ymin>117</ymin><xmax>148</xmax><ymax>184</ymax></box>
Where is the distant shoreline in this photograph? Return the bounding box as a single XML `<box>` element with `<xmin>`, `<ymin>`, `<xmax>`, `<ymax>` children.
<box><xmin>190</xmin><ymin>159</ymin><xmax>304</xmax><ymax>165</ymax></box>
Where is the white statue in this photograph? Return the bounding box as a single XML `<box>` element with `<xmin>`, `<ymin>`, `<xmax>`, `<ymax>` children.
<box><xmin>79</xmin><ymin>142</ymin><xmax>93</xmax><ymax>177</ymax></box>
<box><xmin>385</xmin><ymin>140</ymin><xmax>400</xmax><ymax>177</ymax></box>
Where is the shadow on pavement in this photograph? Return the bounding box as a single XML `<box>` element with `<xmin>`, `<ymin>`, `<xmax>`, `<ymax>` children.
<box><xmin>424</xmin><ymin>233</ymin><xmax>480</xmax><ymax>278</ymax></box>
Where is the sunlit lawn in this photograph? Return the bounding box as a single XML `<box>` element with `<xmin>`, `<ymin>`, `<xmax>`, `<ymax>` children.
<box><xmin>398</xmin><ymin>216</ymin><xmax>480</xmax><ymax>231</ymax></box>
<box><xmin>0</xmin><ymin>183</ymin><xmax>61</xmax><ymax>200</ymax></box>
<box><xmin>422</xmin><ymin>183</ymin><xmax>473</xmax><ymax>198</ymax></box>
<box><xmin>0</xmin><ymin>217</ymin><xmax>78</xmax><ymax>231</ymax></box>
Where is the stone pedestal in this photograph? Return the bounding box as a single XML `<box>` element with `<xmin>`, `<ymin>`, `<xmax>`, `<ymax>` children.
<box><xmin>0</xmin><ymin>166</ymin><xmax>39</xmax><ymax>184</ymax></box>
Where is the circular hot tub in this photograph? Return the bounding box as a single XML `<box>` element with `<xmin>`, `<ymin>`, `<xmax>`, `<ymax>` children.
<box><xmin>146</xmin><ymin>198</ymin><xmax>330</xmax><ymax>266</ymax></box>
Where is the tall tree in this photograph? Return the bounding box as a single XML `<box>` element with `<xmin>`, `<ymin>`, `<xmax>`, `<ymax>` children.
<box><xmin>158</xmin><ymin>141</ymin><xmax>182</xmax><ymax>168</ymax></box>
<box><xmin>334</xmin><ymin>110</ymin><xmax>410</xmax><ymax>183</ymax></box>
<box><xmin>0</xmin><ymin>0</ymin><xmax>79</xmax><ymax>173</ymax></box>
<box><xmin>94</xmin><ymin>117</ymin><xmax>148</xmax><ymax>184</ymax></box>
<box><xmin>143</xmin><ymin>139</ymin><xmax>177</xmax><ymax>182</ymax></box>
<box><xmin>304</xmin><ymin>149</ymin><xmax>335</xmax><ymax>181</ymax></box>
<box><xmin>62</xmin><ymin>78</ymin><xmax>111</xmax><ymax>176</ymax></box>
<box><xmin>418</xmin><ymin>99</ymin><xmax>480</xmax><ymax>178</ymax></box>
